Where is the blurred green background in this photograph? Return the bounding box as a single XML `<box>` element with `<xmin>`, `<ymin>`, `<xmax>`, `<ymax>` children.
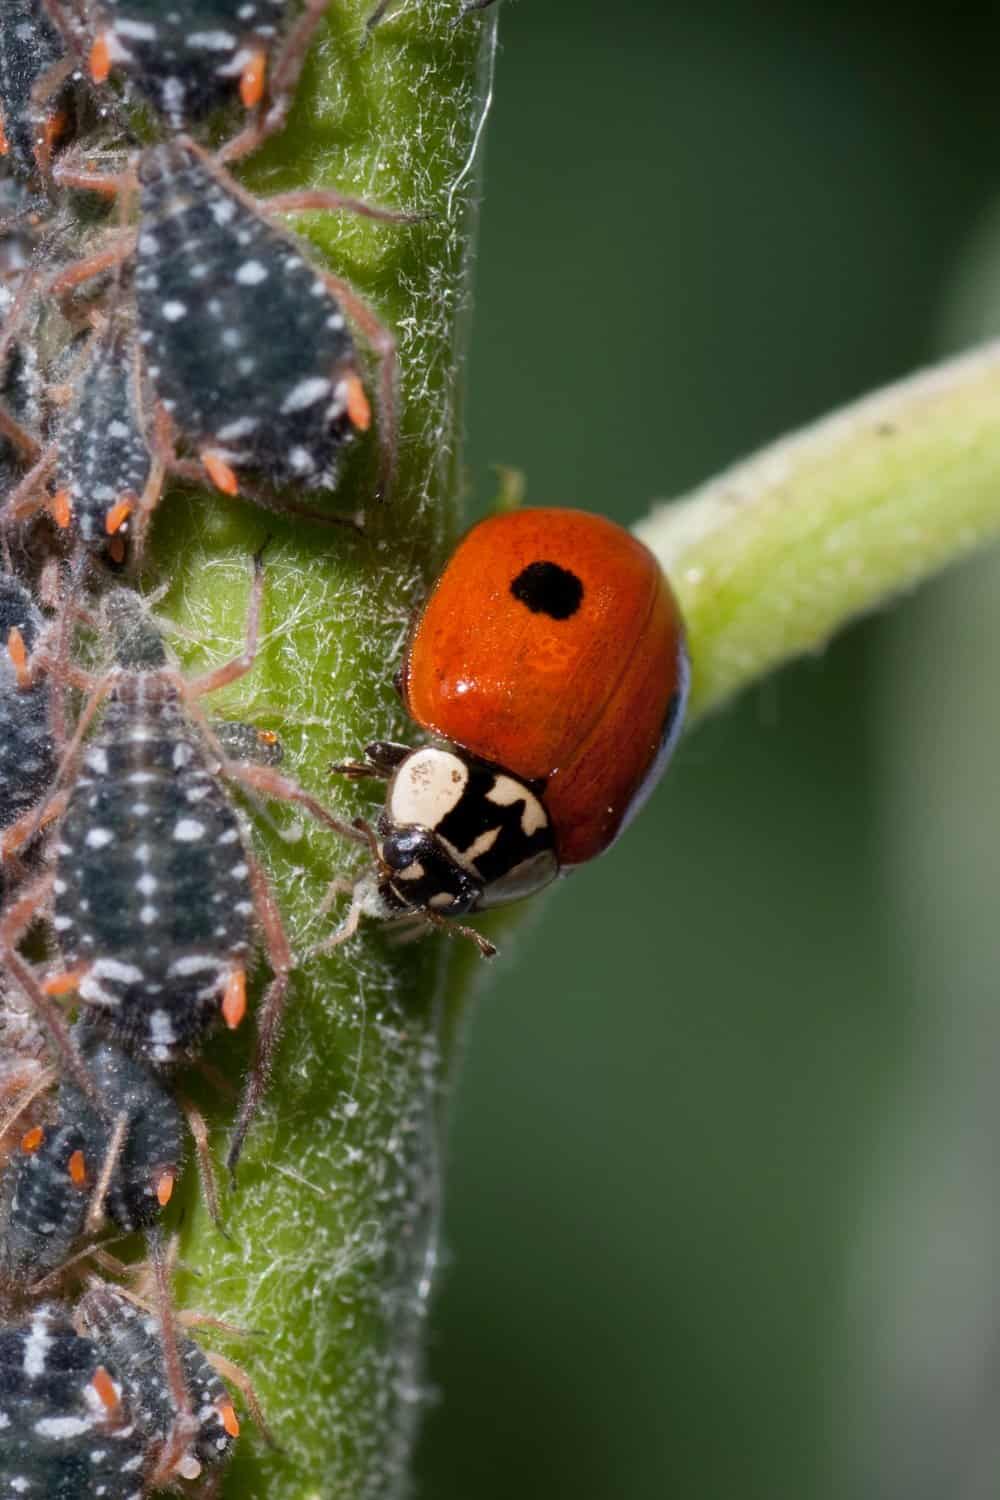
<box><xmin>415</xmin><ymin>3</ymin><xmax>1000</xmax><ymax>1498</ymax></box>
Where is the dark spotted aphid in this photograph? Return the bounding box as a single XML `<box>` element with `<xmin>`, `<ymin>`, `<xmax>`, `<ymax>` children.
<box><xmin>132</xmin><ymin>137</ymin><xmax>386</xmax><ymax>497</ymax></box>
<box><xmin>0</xmin><ymin>574</ymin><xmax>57</xmax><ymax>866</ymax></box>
<box><xmin>4</xmin><ymin>565</ymin><xmax>344</xmax><ymax>1172</ymax></box>
<box><xmin>76</xmin><ymin>1281</ymin><xmax>239</xmax><ymax>1484</ymax></box>
<box><xmin>53</xmin><ymin>134</ymin><xmax>400</xmax><ymax>504</ymax></box>
<box><xmin>50</xmin><ymin>305</ymin><xmax>157</xmax><ymax>563</ymax></box>
<box><xmin>0</xmin><ymin>1020</ymin><xmax>184</xmax><ymax>1285</ymax></box>
<box><xmin>49</xmin><ymin>593</ymin><xmax>265</xmax><ymax>1063</ymax></box>
<box><xmin>0</xmin><ymin>1303</ymin><xmax>147</xmax><ymax>1500</ymax></box>
<box><xmin>82</xmin><ymin>0</ymin><xmax>286</xmax><ymax>128</ymax></box>
<box><xmin>0</xmin><ymin>1</ymin><xmax>73</xmax><ymax>180</ymax></box>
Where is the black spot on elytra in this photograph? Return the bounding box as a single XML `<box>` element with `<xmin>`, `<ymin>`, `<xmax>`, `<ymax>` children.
<box><xmin>509</xmin><ymin>560</ymin><xmax>583</xmax><ymax>620</ymax></box>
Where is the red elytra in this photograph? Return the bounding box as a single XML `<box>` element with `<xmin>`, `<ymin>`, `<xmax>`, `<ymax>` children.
<box><xmin>400</xmin><ymin>507</ymin><xmax>688</xmax><ymax>868</ymax></box>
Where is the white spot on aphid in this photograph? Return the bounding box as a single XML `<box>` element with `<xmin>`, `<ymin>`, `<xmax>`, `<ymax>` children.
<box><xmin>85</xmin><ymin>827</ymin><xmax>114</xmax><ymax>850</ymax></box>
<box><xmin>162</xmin><ymin>300</ymin><xmax>187</xmax><ymax>322</ymax></box>
<box><xmin>235</xmin><ymin>259</ymin><xmax>268</xmax><ymax>285</ymax></box>
<box><xmin>174</xmin><ymin>818</ymin><xmax>205</xmax><ymax>842</ymax></box>
<box><xmin>23</xmin><ymin>1312</ymin><xmax>53</xmax><ymax>1377</ymax></box>
<box><xmin>280</xmin><ymin>376</ymin><xmax>330</xmax><ymax>413</ymax></box>
<box><xmin>35</xmin><ymin>1415</ymin><xmax>93</xmax><ymax>1439</ymax></box>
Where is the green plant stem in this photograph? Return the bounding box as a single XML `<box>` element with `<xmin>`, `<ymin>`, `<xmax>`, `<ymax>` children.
<box><xmin>128</xmin><ymin>4</ymin><xmax>497</xmax><ymax>1498</ymax></box>
<box><xmin>635</xmin><ymin>340</ymin><xmax>1000</xmax><ymax>722</ymax></box>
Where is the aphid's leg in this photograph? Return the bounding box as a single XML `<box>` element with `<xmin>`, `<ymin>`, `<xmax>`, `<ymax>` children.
<box><xmin>1</xmin><ymin>789</ymin><xmax>68</xmax><ymax>859</ymax></box>
<box><xmin>145</xmin><ymin>1232</ymin><xmax>202</xmax><ymax>1488</ymax></box>
<box><xmin>226</xmin><ymin>761</ymin><xmax>371</xmax><ymax>843</ymax></box>
<box><xmin>457</xmin><ymin>0</ymin><xmax>498</xmax><ymax>14</ymax></box>
<box><xmin>27</xmin><ymin>53</ymin><xmax>74</xmax><ymax>176</ymax></box>
<box><xmin>83</xmin><ymin>1111</ymin><xmax>129</xmax><ymax>1233</ymax></box>
<box><xmin>312</xmin><ymin>267</ymin><xmax>398</xmax><ymax>502</ymax></box>
<box><xmin>0</xmin><ymin>445</ymin><xmax>63</xmax><ymax>536</ymax></box>
<box><xmin>204</xmin><ymin>1349</ymin><xmax>275</xmax><ymax>1445</ymax></box>
<box><xmin>177</xmin><ymin>1095</ymin><xmax>225</xmax><ymax>1234</ymax></box>
<box><xmin>220</xmin><ymin>0</ymin><xmax>335</xmax><ymax>163</ymax></box>
<box><xmin>45</xmin><ymin>236</ymin><xmax>134</xmax><ymax>297</ymax></box>
<box><xmin>364</xmin><ymin>0</ymin><xmax>404</xmax><ymax>30</ymax></box>
<box><xmin>172</xmin><ymin>451</ymin><xmax>363</xmax><ymax>529</ymax></box>
<box><xmin>126</xmin><ymin>403</ymin><xmax>170</xmax><ymax>563</ymax></box>
<box><xmin>0</xmin><ymin>874</ymin><xmax>104</xmax><ymax>1102</ymax></box>
<box><xmin>226</xmin><ymin>853</ymin><xmax>292</xmax><ymax>1178</ymax></box>
<box><xmin>0</xmin><ymin>409</ymin><xmax>43</xmax><ymax>470</ymax></box>
<box><xmin>0</xmin><ymin>1064</ymin><xmax>57</xmax><ymax>1156</ymax></box>
<box><xmin>4</xmin><ymin>668</ymin><xmax>110</xmax><ymax>862</ymax></box>
<box><xmin>262</xmin><ymin>187</ymin><xmax>418</xmax><ymax>226</ymax></box>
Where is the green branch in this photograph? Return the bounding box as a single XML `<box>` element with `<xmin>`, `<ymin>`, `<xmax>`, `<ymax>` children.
<box><xmin>636</xmin><ymin>340</ymin><xmax>1000</xmax><ymax>722</ymax></box>
<box><xmin>131</xmin><ymin>4</ymin><xmax>497</xmax><ymax>1498</ymax></box>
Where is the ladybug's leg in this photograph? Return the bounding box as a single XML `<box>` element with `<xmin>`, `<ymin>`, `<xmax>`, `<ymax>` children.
<box><xmin>332</xmin><ymin>740</ymin><xmax>411</xmax><ymax>780</ymax></box>
<box><xmin>225</xmin><ymin>852</ymin><xmax>292</xmax><ymax>1179</ymax></box>
<box><xmin>422</xmin><ymin>907</ymin><xmax>497</xmax><ymax>959</ymax></box>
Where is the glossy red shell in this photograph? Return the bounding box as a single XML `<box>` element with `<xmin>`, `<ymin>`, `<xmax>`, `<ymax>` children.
<box><xmin>400</xmin><ymin>507</ymin><xmax>688</xmax><ymax>867</ymax></box>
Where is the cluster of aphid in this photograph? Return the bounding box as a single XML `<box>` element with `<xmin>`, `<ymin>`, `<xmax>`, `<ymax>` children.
<box><xmin>0</xmin><ymin>0</ymin><xmax>687</xmax><ymax>1496</ymax></box>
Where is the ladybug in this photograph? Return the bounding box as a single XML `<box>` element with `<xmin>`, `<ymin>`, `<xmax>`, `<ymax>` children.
<box><xmin>331</xmin><ymin>507</ymin><xmax>689</xmax><ymax>953</ymax></box>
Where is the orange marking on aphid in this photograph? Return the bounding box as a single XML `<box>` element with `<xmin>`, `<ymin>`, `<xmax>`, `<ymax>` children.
<box><xmin>67</xmin><ymin>1148</ymin><xmax>87</xmax><ymax>1187</ymax></box>
<box><xmin>240</xmin><ymin>48</ymin><xmax>267</xmax><ymax>108</ymax></box>
<box><xmin>155</xmin><ymin>1168</ymin><xmax>176</xmax><ymax>1207</ymax></box>
<box><xmin>258</xmin><ymin>730</ymin><xmax>278</xmax><ymax>746</ymax></box>
<box><xmin>49</xmin><ymin>490</ymin><xmax>72</xmax><ymax>529</ymax></box>
<box><xmin>6</xmin><ymin>627</ymin><xmax>29</xmax><ymax>689</ymax></box>
<box><xmin>40</xmin><ymin>109</ymin><xmax>67</xmax><ymax>154</ymax></box>
<box><xmin>104</xmin><ymin>496</ymin><xmax>133</xmax><ymax>535</ymax></box>
<box><xmin>218</xmin><ymin>1400</ymin><xmax>240</xmax><ymax>1438</ymax></box>
<box><xmin>20</xmin><ymin>1126</ymin><xmax>44</xmax><ymax>1154</ymax></box>
<box><xmin>0</xmin><ymin>116</ymin><xmax>8</xmax><ymax>155</ymax></box>
<box><xmin>91</xmin><ymin>1366</ymin><xmax>120</xmax><ymax>1412</ymax></box>
<box><xmin>222</xmin><ymin>969</ymin><xmax>247</xmax><ymax>1030</ymax></box>
<box><xmin>107</xmin><ymin>535</ymin><xmax>127</xmax><ymax>566</ymax></box>
<box><xmin>344</xmin><ymin>374</ymin><xmax>372</xmax><ymax>432</ymax></box>
<box><xmin>89</xmin><ymin>33</ymin><xmax>112</xmax><ymax>83</ymax></box>
<box><xmin>203</xmin><ymin>451</ymin><xmax>240</xmax><ymax>496</ymax></box>
<box><xmin>42</xmin><ymin>966</ymin><xmax>88</xmax><ymax>998</ymax></box>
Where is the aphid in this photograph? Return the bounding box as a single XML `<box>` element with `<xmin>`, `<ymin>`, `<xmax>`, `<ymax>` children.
<box><xmin>2</xmin><ymin>564</ymin><xmax>347</xmax><ymax>1172</ymax></box>
<box><xmin>0</xmin><ymin>0</ymin><xmax>74</xmax><ymax>181</ymax></box>
<box><xmin>0</xmin><ymin>1020</ymin><xmax>184</xmax><ymax>1285</ymax></box>
<box><xmin>77</xmin><ymin>0</ymin><xmax>337</xmax><ymax>153</ymax></box>
<box><xmin>329</xmin><ymin>508</ymin><xmax>690</xmax><ymax>952</ymax></box>
<box><xmin>0</xmin><ymin>1303</ymin><xmax>148</xmax><ymax>1500</ymax></box>
<box><xmin>76</xmin><ymin>1280</ymin><xmax>240</xmax><ymax>1484</ymax></box>
<box><xmin>52</xmin><ymin>133</ymin><xmax>401</xmax><ymax>504</ymax></box>
<box><xmin>4</xmin><ymin>300</ymin><xmax>161</xmax><ymax>566</ymax></box>
<box><xmin>0</xmin><ymin>573</ymin><xmax>57</xmax><ymax>871</ymax></box>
